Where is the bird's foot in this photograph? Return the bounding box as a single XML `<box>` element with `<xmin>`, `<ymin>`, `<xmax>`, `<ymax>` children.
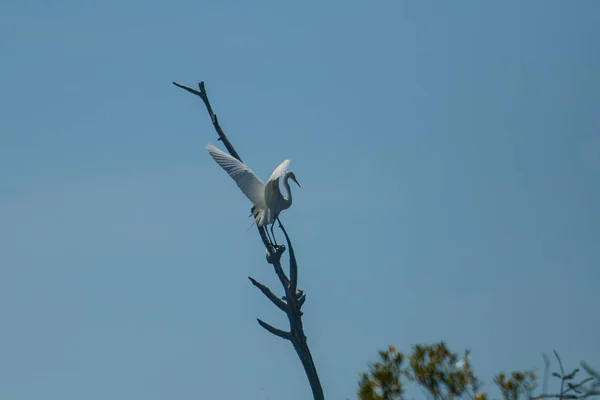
<box><xmin>265</xmin><ymin>244</ymin><xmax>286</xmax><ymax>263</ymax></box>
<box><xmin>271</xmin><ymin>244</ymin><xmax>286</xmax><ymax>254</ymax></box>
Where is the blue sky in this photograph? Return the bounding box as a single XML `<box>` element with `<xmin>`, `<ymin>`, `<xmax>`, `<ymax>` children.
<box><xmin>1</xmin><ymin>1</ymin><xmax>599</xmax><ymax>399</ymax></box>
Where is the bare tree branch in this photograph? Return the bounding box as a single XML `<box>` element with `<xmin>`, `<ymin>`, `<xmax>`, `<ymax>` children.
<box><xmin>555</xmin><ymin>350</ymin><xmax>567</xmax><ymax>400</ymax></box>
<box><xmin>172</xmin><ymin>81</ymin><xmax>241</xmax><ymax>160</ymax></box>
<box><xmin>257</xmin><ymin>318</ymin><xmax>292</xmax><ymax>340</ymax></box>
<box><xmin>543</xmin><ymin>354</ymin><xmax>551</xmax><ymax>400</ymax></box>
<box><xmin>581</xmin><ymin>362</ymin><xmax>600</xmax><ymax>382</ymax></box>
<box><xmin>175</xmin><ymin>80</ymin><xmax>324</xmax><ymax>400</ymax></box>
<box><xmin>248</xmin><ymin>277</ymin><xmax>288</xmax><ymax>313</ymax></box>
<box><xmin>532</xmin><ymin>352</ymin><xmax>599</xmax><ymax>400</ymax></box>
<box><xmin>173</xmin><ymin>80</ymin><xmax>273</xmax><ymax>251</ymax></box>
<box><xmin>278</xmin><ymin>218</ymin><xmax>298</xmax><ymax>292</ymax></box>
<box><xmin>532</xmin><ymin>386</ymin><xmax>596</xmax><ymax>400</ymax></box>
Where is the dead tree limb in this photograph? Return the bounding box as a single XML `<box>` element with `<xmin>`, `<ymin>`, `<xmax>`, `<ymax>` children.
<box><xmin>172</xmin><ymin>81</ymin><xmax>273</xmax><ymax>252</ymax></box>
<box><xmin>248</xmin><ymin>277</ymin><xmax>287</xmax><ymax>313</ymax></box>
<box><xmin>530</xmin><ymin>352</ymin><xmax>600</xmax><ymax>400</ymax></box>
<box><xmin>257</xmin><ymin>318</ymin><xmax>293</xmax><ymax>340</ymax></box>
<box><xmin>173</xmin><ymin>80</ymin><xmax>325</xmax><ymax>400</ymax></box>
<box><xmin>172</xmin><ymin>81</ymin><xmax>241</xmax><ymax>161</ymax></box>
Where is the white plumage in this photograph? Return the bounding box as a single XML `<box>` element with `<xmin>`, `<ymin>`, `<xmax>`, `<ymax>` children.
<box><xmin>206</xmin><ymin>144</ymin><xmax>300</xmax><ymax>245</ymax></box>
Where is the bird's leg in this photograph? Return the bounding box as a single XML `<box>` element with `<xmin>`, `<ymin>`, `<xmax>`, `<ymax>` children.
<box><xmin>270</xmin><ymin>222</ymin><xmax>279</xmax><ymax>247</ymax></box>
<box><xmin>264</xmin><ymin>226</ymin><xmax>277</xmax><ymax>249</ymax></box>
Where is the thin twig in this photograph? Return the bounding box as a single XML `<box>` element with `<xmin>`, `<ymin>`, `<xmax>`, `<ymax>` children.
<box><xmin>172</xmin><ymin>81</ymin><xmax>241</xmax><ymax>161</ymax></box>
<box><xmin>543</xmin><ymin>354</ymin><xmax>551</xmax><ymax>400</ymax></box>
<box><xmin>580</xmin><ymin>362</ymin><xmax>600</xmax><ymax>382</ymax></box>
<box><xmin>533</xmin><ymin>376</ymin><xmax>596</xmax><ymax>400</ymax></box>
<box><xmin>569</xmin><ymin>378</ymin><xmax>595</xmax><ymax>392</ymax></box>
<box><xmin>532</xmin><ymin>390</ymin><xmax>594</xmax><ymax>400</ymax></box>
<box><xmin>555</xmin><ymin>350</ymin><xmax>566</xmax><ymax>400</ymax></box>
<box><xmin>257</xmin><ymin>319</ymin><xmax>292</xmax><ymax>340</ymax></box>
<box><xmin>248</xmin><ymin>277</ymin><xmax>288</xmax><ymax>313</ymax></box>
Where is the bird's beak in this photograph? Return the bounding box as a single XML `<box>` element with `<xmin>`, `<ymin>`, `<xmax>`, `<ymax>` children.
<box><xmin>292</xmin><ymin>176</ymin><xmax>301</xmax><ymax>188</ymax></box>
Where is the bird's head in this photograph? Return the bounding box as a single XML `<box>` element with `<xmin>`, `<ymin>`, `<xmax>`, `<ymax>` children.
<box><xmin>288</xmin><ymin>172</ymin><xmax>301</xmax><ymax>188</ymax></box>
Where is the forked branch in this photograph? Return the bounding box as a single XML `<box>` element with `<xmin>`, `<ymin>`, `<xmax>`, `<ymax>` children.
<box><xmin>531</xmin><ymin>352</ymin><xmax>600</xmax><ymax>400</ymax></box>
<box><xmin>172</xmin><ymin>81</ymin><xmax>273</xmax><ymax>251</ymax></box>
<box><xmin>174</xmin><ymin>80</ymin><xmax>324</xmax><ymax>400</ymax></box>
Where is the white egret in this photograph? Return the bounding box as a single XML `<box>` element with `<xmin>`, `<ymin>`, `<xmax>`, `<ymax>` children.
<box><xmin>206</xmin><ymin>144</ymin><xmax>301</xmax><ymax>246</ymax></box>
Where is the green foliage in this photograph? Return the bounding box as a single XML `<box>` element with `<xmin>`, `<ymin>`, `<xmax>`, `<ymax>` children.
<box><xmin>580</xmin><ymin>362</ymin><xmax>600</xmax><ymax>397</ymax></box>
<box><xmin>408</xmin><ymin>342</ymin><xmax>479</xmax><ymax>400</ymax></box>
<box><xmin>358</xmin><ymin>343</ymin><xmax>598</xmax><ymax>400</ymax></box>
<box><xmin>494</xmin><ymin>370</ymin><xmax>537</xmax><ymax>400</ymax></box>
<box><xmin>359</xmin><ymin>346</ymin><xmax>409</xmax><ymax>400</ymax></box>
<box><xmin>359</xmin><ymin>342</ymin><xmax>482</xmax><ymax>400</ymax></box>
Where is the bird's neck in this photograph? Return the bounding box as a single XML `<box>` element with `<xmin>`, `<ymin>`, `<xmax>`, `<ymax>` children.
<box><xmin>282</xmin><ymin>173</ymin><xmax>293</xmax><ymax>208</ymax></box>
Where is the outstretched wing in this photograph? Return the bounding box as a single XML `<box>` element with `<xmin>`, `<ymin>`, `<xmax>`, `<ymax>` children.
<box><xmin>264</xmin><ymin>160</ymin><xmax>290</xmax><ymax>209</ymax></box>
<box><xmin>206</xmin><ymin>144</ymin><xmax>266</xmax><ymax>207</ymax></box>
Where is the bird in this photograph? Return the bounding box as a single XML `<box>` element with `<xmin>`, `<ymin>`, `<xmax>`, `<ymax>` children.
<box><xmin>206</xmin><ymin>144</ymin><xmax>301</xmax><ymax>247</ymax></box>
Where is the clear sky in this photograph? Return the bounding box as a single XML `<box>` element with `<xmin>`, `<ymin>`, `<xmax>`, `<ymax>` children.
<box><xmin>1</xmin><ymin>1</ymin><xmax>599</xmax><ymax>399</ymax></box>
